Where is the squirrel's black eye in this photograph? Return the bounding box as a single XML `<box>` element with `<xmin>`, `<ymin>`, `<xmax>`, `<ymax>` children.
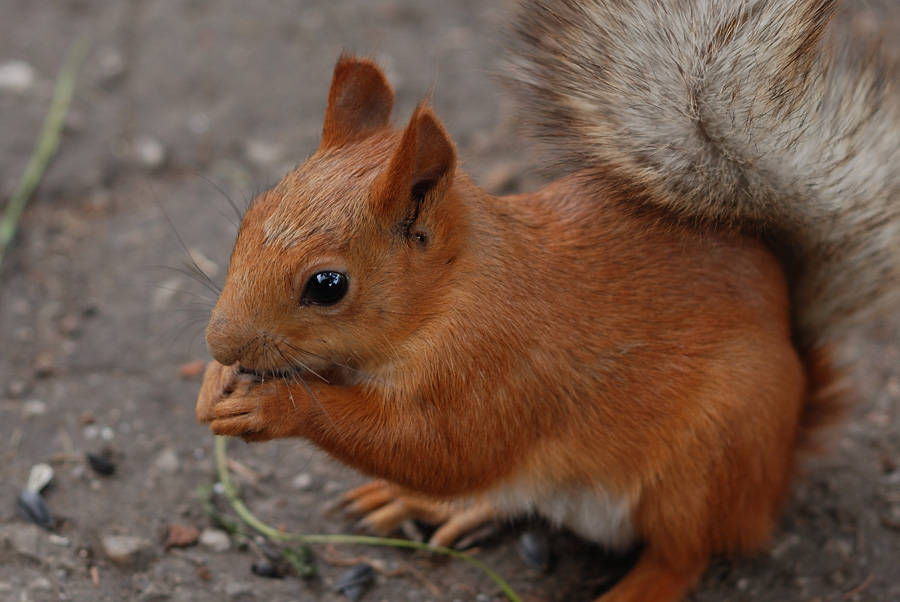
<box><xmin>301</xmin><ymin>271</ymin><xmax>349</xmax><ymax>306</ymax></box>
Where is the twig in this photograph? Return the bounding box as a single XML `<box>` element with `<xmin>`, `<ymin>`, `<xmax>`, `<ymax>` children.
<box><xmin>213</xmin><ymin>435</ymin><xmax>521</xmax><ymax>602</ymax></box>
<box><xmin>842</xmin><ymin>573</ymin><xmax>874</xmax><ymax>599</ymax></box>
<box><xmin>0</xmin><ymin>35</ymin><xmax>91</xmax><ymax>269</ymax></box>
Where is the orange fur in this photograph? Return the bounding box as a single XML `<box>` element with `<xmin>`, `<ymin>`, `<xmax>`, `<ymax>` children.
<box><xmin>197</xmin><ymin>56</ymin><xmax>842</xmax><ymax>602</ymax></box>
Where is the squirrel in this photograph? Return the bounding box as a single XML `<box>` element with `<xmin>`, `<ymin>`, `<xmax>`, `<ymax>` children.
<box><xmin>195</xmin><ymin>0</ymin><xmax>900</xmax><ymax>600</ymax></box>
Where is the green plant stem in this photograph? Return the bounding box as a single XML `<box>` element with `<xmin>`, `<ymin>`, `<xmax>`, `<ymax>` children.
<box><xmin>213</xmin><ymin>435</ymin><xmax>521</xmax><ymax>602</ymax></box>
<box><xmin>0</xmin><ymin>36</ymin><xmax>91</xmax><ymax>269</ymax></box>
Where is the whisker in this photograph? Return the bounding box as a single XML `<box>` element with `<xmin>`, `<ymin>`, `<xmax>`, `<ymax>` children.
<box><xmin>153</xmin><ymin>193</ymin><xmax>223</xmax><ymax>297</ymax></box>
<box><xmin>191</xmin><ymin>172</ymin><xmax>245</xmax><ymax>226</ymax></box>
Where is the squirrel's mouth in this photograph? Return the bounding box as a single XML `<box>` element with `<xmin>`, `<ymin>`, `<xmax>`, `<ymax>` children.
<box><xmin>236</xmin><ymin>364</ymin><xmax>302</xmax><ymax>383</ymax></box>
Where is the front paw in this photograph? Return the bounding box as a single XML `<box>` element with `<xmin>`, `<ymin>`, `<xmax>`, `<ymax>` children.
<box><xmin>196</xmin><ymin>361</ymin><xmax>242</xmax><ymax>424</ymax></box>
<box><xmin>199</xmin><ymin>366</ymin><xmax>307</xmax><ymax>442</ymax></box>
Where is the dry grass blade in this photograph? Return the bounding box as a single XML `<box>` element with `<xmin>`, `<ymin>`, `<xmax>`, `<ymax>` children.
<box><xmin>0</xmin><ymin>35</ymin><xmax>91</xmax><ymax>269</ymax></box>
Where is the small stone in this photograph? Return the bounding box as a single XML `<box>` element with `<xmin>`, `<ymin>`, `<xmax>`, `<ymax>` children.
<box><xmin>33</xmin><ymin>352</ymin><xmax>56</xmax><ymax>378</ymax></box>
<box><xmin>96</xmin><ymin>46</ymin><xmax>126</xmax><ymax>82</ymax></box>
<box><xmin>224</xmin><ymin>582</ymin><xmax>254</xmax><ymax>601</ymax></box>
<box><xmin>153</xmin><ymin>448</ymin><xmax>180</xmax><ymax>474</ymax></box>
<box><xmin>27</xmin><ymin>577</ymin><xmax>53</xmax><ymax>591</ymax></box>
<box><xmin>0</xmin><ymin>523</ymin><xmax>42</xmax><ymax>560</ymax></box>
<box><xmin>58</xmin><ymin>313</ymin><xmax>82</xmax><ymax>336</ymax></box>
<box><xmin>132</xmin><ymin>135</ymin><xmax>167</xmax><ymax>171</ymax></box>
<box><xmin>178</xmin><ymin>360</ymin><xmax>206</xmax><ymax>378</ymax></box>
<box><xmin>244</xmin><ymin>139</ymin><xmax>283</xmax><ymax>168</ymax></box>
<box><xmin>0</xmin><ymin>60</ymin><xmax>36</xmax><ymax>92</ymax></box>
<box><xmin>823</xmin><ymin>538</ymin><xmax>852</xmax><ymax>560</ymax></box>
<box><xmin>251</xmin><ymin>559</ymin><xmax>283</xmax><ymax>579</ymax></box>
<box><xmin>163</xmin><ymin>524</ymin><xmax>200</xmax><ymax>549</ymax></box>
<box><xmin>769</xmin><ymin>533</ymin><xmax>802</xmax><ymax>559</ymax></box>
<box><xmin>198</xmin><ymin>529</ymin><xmax>231</xmax><ymax>553</ymax></box>
<box><xmin>101</xmin><ymin>534</ymin><xmax>154</xmax><ymax>566</ymax></box>
<box><xmin>48</xmin><ymin>534</ymin><xmax>70</xmax><ymax>547</ymax></box>
<box><xmin>136</xmin><ymin>587</ymin><xmax>172</xmax><ymax>602</ymax></box>
<box><xmin>290</xmin><ymin>472</ymin><xmax>313</xmax><ymax>491</ymax></box>
<box><xmin>100</xmin><ymin>426</ymin><xmax>115</xmax><ymax>441</ymax></box>
<box><xmin>188</xmin><ymin>247</ymin><xmax>219</xmax><ymax>278</ymax></box>
<box><xmin>7</xmin><ymin>379</ymin><xmax>28</xmax><ymax>398</ymax></box>
<box><xmin>22</xmin><ymin>400</ymin><xmax>48</xmax><ymax>418</ymax></box>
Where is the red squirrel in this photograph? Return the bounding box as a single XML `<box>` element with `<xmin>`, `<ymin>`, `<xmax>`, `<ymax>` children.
<box><xmin>196</xmin><ymin>1</ymin><xmax>900</xmax><ymax>600</ymax></box>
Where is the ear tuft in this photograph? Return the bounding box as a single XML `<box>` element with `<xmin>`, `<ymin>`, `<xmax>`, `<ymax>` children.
<box><xmin>320</xmin><ymin>55</ymin><xmax>394</xmax><ymax>149</ymax></box>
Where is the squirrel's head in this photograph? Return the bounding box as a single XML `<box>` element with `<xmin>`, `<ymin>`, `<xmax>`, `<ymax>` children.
<box><xmin>206</xmin><ymin>55</ymin><xmax>466</xmax><ymax>382</ymax></box>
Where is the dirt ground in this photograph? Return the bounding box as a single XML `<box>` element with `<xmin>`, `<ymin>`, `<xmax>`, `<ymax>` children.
<box><xmin>0</xmin><ymin>1</ymin><xmax>898</xmax><ymax>601</ymax></box>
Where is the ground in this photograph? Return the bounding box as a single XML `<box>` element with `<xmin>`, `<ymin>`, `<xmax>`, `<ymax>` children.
<box><xmin>0</xmin><ymin>1</ymin><xmax>898</xmax><ymax>601</ymax></box>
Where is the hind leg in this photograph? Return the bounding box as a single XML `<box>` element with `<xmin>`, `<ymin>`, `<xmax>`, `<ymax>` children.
<box><xmin>596</xmin><ymin>547</ymin><xmax>706</xmax><ymax>602</ymax></box>
<box><xmin>340</xmin><ymin>480</ymin><xmax>496</xmax><ymax>547</ymax></box>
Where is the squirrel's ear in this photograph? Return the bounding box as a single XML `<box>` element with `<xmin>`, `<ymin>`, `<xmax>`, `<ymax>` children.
<box><xmin>373</xmin><ymin>103</ymin><xmax>457</xmax><ymax>224</ymax></box>
<box><xmin>320</xmin><ymin>55</ymin><xmax>394</xmax><ymax>149</ymax></box>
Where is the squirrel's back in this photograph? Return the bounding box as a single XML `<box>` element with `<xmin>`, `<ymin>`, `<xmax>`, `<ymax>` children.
<box><xmin>505</xmin><ymin>0</ymin><xmax>900</xmax><ymax>347</ymax></box>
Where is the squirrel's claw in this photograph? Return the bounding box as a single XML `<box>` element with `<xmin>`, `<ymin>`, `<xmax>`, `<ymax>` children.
<box><xmin>339</xmin><ymin>480</ymin><xmax>497</xmax><ymax>548</ymax></box>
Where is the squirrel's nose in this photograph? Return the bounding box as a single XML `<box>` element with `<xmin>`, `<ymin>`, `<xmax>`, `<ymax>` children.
<box><xmin>205</xmin><ymin>310</ymin><xmax>242</xmax><ymax>366</ymax></box>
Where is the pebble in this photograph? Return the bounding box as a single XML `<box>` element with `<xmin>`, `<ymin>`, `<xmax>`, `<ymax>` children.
<box><xmin>224</xmin><ymin>582</ymin><xmax>255</xmax><ymax>601</ymax></box>
<box><xmin>290</xmin><ymin>472</ymin><xmax>313</xmax><ymax>491</ymax></box>
<box><xmin>33</xmin><ymin>352</ymin><xmax>56</xmax><ymax>378</ymax></box>
<box><xmin>133</xmin><ymin>135</ymin><xmax>167</xmax><ymax>171</ymax></box>
<box><xmin>823</xmin><ymin>538</ymin><xmax>852</xmax><ymax>561</ymax></box>
<box><xmin>7</xmin><ymin>379</ymin><xmax>28</xmax><ymax>398</ymax></box>
<box><xmin>0</xmin><ymin>523</ymin><xmax>42</xmax><ymax>560</ymax></box>
<box><xmin>22</xmin><ymin>400</ymin><xmax>48</xmax><ymax>418</ymax></box>
<box><xmin>96</xmin><ymin>46</ymin><xmax>126</xmax><ymax>83</ymax></box>
<box><xmin>137</xmin><ymin>588</ymin><xmax>172</xmax><ymax>602</ymax></box>
<box><xmin>198</xmin><ymin>528</ymin><xmax>231</xmax><ymax>553</ymax></box>
<box><xmin>244</xmin><ymin>139</ymin><xmax>283</xmax><ymax>167</ymax></box>
<box><xmin>0</xmin><ymin>60</ymin><xmax>36</xmax><ymax>92</ymax></box>
<box><xmin>101</xmin><ymin>534</ymin><xmax>154</xmax><ymax>566</ymax></box>
<box><xmin>187</xmin><ymin>247</ymin><xmax>219</xmax><ymax>278</ymax></box>
<box><xmin>0</xmin><ymin>524</ymin><xmax>78</xmax><ymax>570</ymax></box>
<box><xmin>154</xmin><ymin>448</ymin><xmax>180</xmax><ymax>474</ymax></box>
<box><xmin>28</xmin><ymin>577</ymin><xmax>53</xmax><ymax>591</ymax></box>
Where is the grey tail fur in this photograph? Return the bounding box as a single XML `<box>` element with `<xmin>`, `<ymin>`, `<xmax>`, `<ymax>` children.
<box><xmin>505</xmin><ymin>0</ymin><xmax>900</xmax><ymax>348</ymax></box>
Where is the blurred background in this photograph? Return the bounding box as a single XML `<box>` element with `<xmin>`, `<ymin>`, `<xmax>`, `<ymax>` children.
<box><xmin>0</xmin><ymin>1</ymin><xmax>898</xmax><ymax>600</ymax></box>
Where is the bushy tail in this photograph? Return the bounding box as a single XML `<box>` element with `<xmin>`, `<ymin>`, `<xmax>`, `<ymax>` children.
<box><xmin>505</xmin><ymin>0</ymin><xmax>900</xmax><ymax>347</ymax></box>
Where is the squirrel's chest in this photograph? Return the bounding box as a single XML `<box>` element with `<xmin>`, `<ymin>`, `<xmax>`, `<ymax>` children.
<box><xmin>489</xmin><ymin>482</ymin><xmax>635</xmax><ymax>551</ymax></box>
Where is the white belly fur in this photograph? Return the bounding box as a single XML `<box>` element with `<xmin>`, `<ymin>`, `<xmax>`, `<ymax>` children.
<box><xmin>489</xmin><ymin>481</ymin><xmax>636</xmax><ymax>551</ymax></box>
